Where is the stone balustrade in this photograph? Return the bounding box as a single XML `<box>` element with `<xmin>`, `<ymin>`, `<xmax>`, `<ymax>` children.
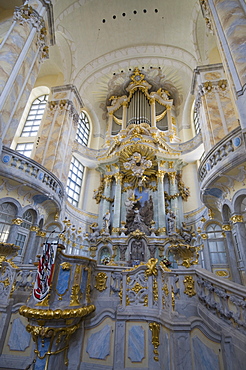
<box><xmin>196</xmin><ymin>268</ymin><xmax>246</xmax><ymax>334</ymax></box>
<box><xmin>198</xmin><ymin>127</ymin><xmax>244</xmax><ymax>184</ymax></box>
<box><xmin>0</xmin><ymin>146</ymin><xmax>64</xmax><ymax>205</ymax></box>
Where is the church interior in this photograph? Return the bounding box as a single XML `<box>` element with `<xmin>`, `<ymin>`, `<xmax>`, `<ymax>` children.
<box><xmin>0</xmin><ymin>0</ymin><xmax>246</xmax><ymax>369</ymax></box>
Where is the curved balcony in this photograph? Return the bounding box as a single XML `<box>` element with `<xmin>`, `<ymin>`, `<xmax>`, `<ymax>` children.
<box><xmin>0</xmin><ymin>146</ymin><xmax>65</xmax><ymax>208</ymax></box>
<box><xmin>198</xmin><ymin>126</ymin><xmax>245</xmax><ymax>191</ymax></box>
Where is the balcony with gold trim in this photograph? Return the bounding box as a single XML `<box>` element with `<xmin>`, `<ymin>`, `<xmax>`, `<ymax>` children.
<box><xmin>0</xmin><ymin>146</ymin><xmax>65</xmax><ymax>209</ymax></box>
<box><xmin>198</xmin><ymin>127</ymin><xmax>246</xmax><ymax>199</ymax></box>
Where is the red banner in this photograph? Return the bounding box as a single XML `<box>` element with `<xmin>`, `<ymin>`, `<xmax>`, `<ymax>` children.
<box><xmin>33</xmin><ymin>242</ymin><xmax>57</xmax><ymax>302</ymax></box>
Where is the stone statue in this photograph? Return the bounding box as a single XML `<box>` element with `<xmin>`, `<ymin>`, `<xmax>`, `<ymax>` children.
<box><xmin>167</xmin><ymin>210</ymin><xmax>176</xmax><ymax>234</ymax></box>
<box><xmin>102</xmin><ymin>210</ymin><xmax>111</xmax><ymax>234</ymax></box>
<box><xmin>180</xmin><ymin>222</ymin><xmax>193</xmax><ymax>243</ymax></box>
<box><xmin>130</xmin><ymin>239</ymin><xmax>145</xmax><ymax>261</ymax></box>
<box><xmin>88</xmin><ymin>223</ymin><xmax>100</xmax><ymax>241</ymax></box>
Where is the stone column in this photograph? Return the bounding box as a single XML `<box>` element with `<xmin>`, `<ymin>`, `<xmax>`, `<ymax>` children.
<box><xmin>23</xmin><ymin>225</ymin><xmax>40</xmax><ymax>264</ymax></box>
<box><xmin>200</xmin><ymin>234</ymin><xmax>212</xmax><ymax>271</ymax></box>
<box><xmin>8</xmin><ymin>218</ymin><xmax>23</xmax><ymax>244</ymax></box>
<box><xmin>202</xmin><ymin>0</ymin><xmax>246</xmax><ymax>129</ymax></box>
<box><xmin>100</xmin><ymin>175</ymin><xmax>112</xmax><ymax>228</ymax></box>
<box><xmin>0</xmin><ymin>2</ymin><xmax>53</xmax><ymax>146</ymax></box>
<box><xmin>156</xmin><ymin>170</ymin><xmax>166</xmax><ymax>235</ymax></box>
<box><xmin>168</xmin><ymin>172</ymin><xmax>179</xmax><ymax>229</ymax></box>
<box><xmin>112</xmin><ymin>173</ymin><xmax>123</xmax><ymax>234</ymax></box>
<box><xmin>230</xmin><ymin>214</ymin><xmax>246</xmax><ymax>284</ymax></box>
<box><xmin>33</xmin><ymin>85</ymin><xmax>83</xmax><ymax>184</ymax></box>
<box><xmin>222</xmin><ymin>224</ymin><xmax>241</xmax><ymax>284</ymax></box>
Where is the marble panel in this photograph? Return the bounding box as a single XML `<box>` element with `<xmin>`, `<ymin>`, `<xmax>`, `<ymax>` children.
<box><xmin>163</xmin><ymin>332</ymin><xmax>170</xmax><ymax>370</ymax></box>
<box><xmin>8</xmin><ymin>318</ymin><xmax>31</xmax><ymax>351</ymax></box>
<box><xmin>81</xmin><ymin>268</ymin><xmax>88</xmax><ymax>294</ymax></box>
<box><xmin>0</xmin><ymin>313</ymin><xmax>7</xmax><ymax>339</ymax></box>
<box><xmin>56</xmin><ymin>266</ymin><xmax>70</xmax><ymax>295</ymax></box>
<box><xmin>128</xmin><ymin>325</ymin><xmax>145</xmax><ymax>363</ymax></box>
<box><xmin>192</xmin><ymin>335</ymin><xmax>220</xmax><ymax>370</ymax></box>
<box><xmin>86</xmin><ymin>325</ymin><xmax>111</xmax><ymax>360</ymax></box>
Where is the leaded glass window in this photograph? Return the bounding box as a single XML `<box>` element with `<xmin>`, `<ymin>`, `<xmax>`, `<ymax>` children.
<box><xmin>76</xmin><ymin>111</ymin><xmax>90</xmax><ymax>146</ymax></box>
<box><xmin>21</xmin><ymin>95</ymin><xmax>48</xmax><ymax>137</ymax></box>
<box><xmin>66</xmin><ymin>157</ymin><xmax>84</xmax><ymax>206</ymax></box>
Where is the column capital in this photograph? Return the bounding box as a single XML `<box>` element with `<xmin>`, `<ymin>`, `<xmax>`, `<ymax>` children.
<box><xmin>168</xmin><ymin>172</ymin><xmax>176</xmax><ymax>185</ymax></box>
<box><xmin>104</xmin><ymin>175</ymin><xmax>113</xmax><ymax>185</ymax></box>
<box><xmin>222</xmin><ymin>224</ymin><xmax>232</xmax><ymax>231</ymax></box>
<box><xmin>230</xmin><ymin>215</ymin><xmax>244</xmax><ymax>223</ymax></box>
<box><xmin>14</xmin><ymin>4</ymin><xmax>44</xmax><ymax>30</ymax></box>
<box><xmin>12</xmin><ymin>218</ymin><xmax>23</xmax><ymax>225</ymax></box>
<box><xmin>156</xmin><ymin>170</ymin><xmax>165</xmax><ymax>181</ymax></box>
<box><xmin>114</xmin><ymin>173</ymin><xmax>123</xmax><ymax>184</ymax></box>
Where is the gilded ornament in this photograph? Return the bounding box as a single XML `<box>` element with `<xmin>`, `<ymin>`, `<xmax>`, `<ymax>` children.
<box><xmin>171</xmin><ymin>287</ymin><xmax>175</xmax><ymax>310</ymax></box>
<box><xmin>144</xmin><ymin>295</ymin><xmax>148</xmax><ymax>306</ymax></box>
<box><xmin>119</xmin><ymin>289</ymin><xmax>123</xmax><ymax>304</ymax></box>
<box><xmin>157</xmin><ymin>227</ymin><xmax>166</xmax><ymax>234</ymax></box>
<box><xmin>131</xmin><ymin>282</ymin><xmax>146</xmax><ymax>293</ymax></box>
<box><xmin>215</xmin><ymin>270</ymin><xmax>228</xmax><ymax>277</ymax></box>
<box><xmin>145</xmin><ymin>258</ymin><xmax>158</xmax><ymax>277</ymax></box>
<box><xmin>0</xmin><ymin>277</ymin><xmax>10</xmax><ymax>287</ymax></box>
<box><xmin>162</xmin><ymin>284</ymin><xmax>169</xmax><ymax>296</ymax></box>
<box><xmin>61</xmin><ymin>262</ymin><xmax>71</xmax><ymax>270</ymax></box>
<box><xmin>12</xmin><ymin>218</ymin><xmax>23</xmax><ymax>225</ymax></box>
<box><xmin>218</xmin><ymin>79</ymin><xmax>227</xmax><ymax>91</ymax></box>
<box><xmin>201</xmin><ymin>233</ymin><xmax>208</xmax><ymax>239</ymax></box>
<box><xmin>183</xmin><ymin>276</ymin><xmax>196</xmax><ymax>297</ymax></box>
<box><xmin>70</xmin><ymin>284</ymin><xmax>81</xmax><ymax>306</ymax></box>
<box><xmin>230</xmin><ymin>215</ymin><xmax>243</xmax><ymax>223</ymax></box>
<box><xmin>156</xmin><ymin>170</ymin><xmax>165</xmax><ymax>181</ymax></box>
<box><xmin>222</xmin><ymin>224</ymin><xmax>232</xmax><ymax>231</ymax></box>
<box><xmin>208</xmin><ymin>209</ymin><xmax>215</xmax><ymax>219</ymax></box>
<box><xmin>153</xmin><ymin>278</ymin><xmax>158</xmax><ymax>301</ymax></box>
<box><xmin>203</xmin><ymin>81</ymin><xmax>213</xmax><ymax>93</ymax></box>
<box><xmin>168</xmin><ymin>243</ymin><xmax>200</xmax><ymax>268</ymax></box>
<box><xmin>149</xmin><ymin>322</ymin><xmax>160</xmax><ymax>361</ymax></box>
<box><xmin>126</xmin><ymin>295</ymin><xmax>130</xmax><ymax>306</ymax></box>
<box><xmin>37</xmin><ymin>231</ymin><xmax>46</xmax><ymax>237</ymax></box>
<box><xmin>114</xmin><ymin>172</ymin><xmax>123</xmax><ymax>184</ymax></box>
<box><xmin>30</xmin><ymin>226</ymin><xmax>39</xmax><ymax>232</ymax></box>
<box><xmin>20</xmin><ymin>305</ymin><xmax>96</xmax><ymax>321</ymax></box>
<box><xmin>130</xmin><ymin>229</ymin><xmax>145</xmax><ymax>238</ymax></box>
<box><xmin>160</xmin><ymin>260</ymin><xmax>171</xmax><ymax>272</ymax></box>
<box><xmin>95</xmin><ymin>272</ymin><xmax>108</xmax><ymax>291</ymax></box>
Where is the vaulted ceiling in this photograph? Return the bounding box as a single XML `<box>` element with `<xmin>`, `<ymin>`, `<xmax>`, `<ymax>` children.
<box><xmin>0</xmin><ymin>0</ymin><xmax>221</xmax><ymax>136</ymax></box>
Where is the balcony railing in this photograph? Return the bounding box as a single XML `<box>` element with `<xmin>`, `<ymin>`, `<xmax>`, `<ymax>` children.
<box><xmin>196</xmin><ymin>268</ymin><xmax>246</xmax><ymax>333</ymax></box>
<box><xmin>198</xmin><ymin>126</ymin><xmax>244</xmax><ymax>184</ymax></box>
<box><xmin>0</xmin><ymin>146</ymin><xmax>64</xmax><ymax>205</ymax></box>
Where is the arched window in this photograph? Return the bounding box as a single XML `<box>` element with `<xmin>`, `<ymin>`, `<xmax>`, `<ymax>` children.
<box><xmin>193</xmin><ymin>107</ymin><xmax>201</xmax><ymax>134</ymax></box>
<box><xmin>76</xmin><ymin>111</ymin><xmax>90</xmax><ymax>146</ymax></box>
<box><xmin>15</xmin><ymin>94</ymin><xmax>49</xmax><ymax>157</ymax></box>
<box><xmin>0</xmin><ymin>203</ymin><xmax>16</xmax><ymax>242</ymax></box>
<box><xmin>206</xmin><ymin>224</ymin><xmax>228</xmax><ymax>266</ymax></box>
<box><xmin>66</xmin><ymin>156</ymin><xmax>84</xmax><ymax>206</ymax></box>
<box><xmin>15</xmin><ymin>210</ymin><xmax>35</xmax><ymax>256</ymax></box>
